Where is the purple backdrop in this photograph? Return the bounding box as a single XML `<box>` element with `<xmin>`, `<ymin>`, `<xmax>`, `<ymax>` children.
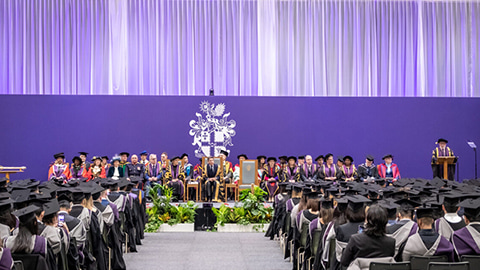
<box><xmin>0</xmin><ymin>95</ymin><xmax>479</xmax><ymax>182</ymax></box>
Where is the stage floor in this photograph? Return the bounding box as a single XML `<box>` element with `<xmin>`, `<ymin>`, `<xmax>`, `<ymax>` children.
<box><xmin>125</xmin><ymin>232</ymin><xmax>290</xmax><ymax>270</ymax></box>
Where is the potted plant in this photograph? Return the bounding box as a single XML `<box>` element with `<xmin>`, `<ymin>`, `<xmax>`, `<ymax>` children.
<box><xmin>145</xmin><ymin>184</ymin><xmax>197</xmax><ymax>232</ymax></box>
<box><xmin>213</xmin><ymin>186</ymin><xmax>273</xmax><ymax>232</ymax></box>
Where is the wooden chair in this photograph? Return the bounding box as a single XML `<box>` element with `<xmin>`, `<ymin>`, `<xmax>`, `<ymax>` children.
<box><xmin>237</xmin><ymin>160</ymin><xmax>259</xmax><ymax>201</ymax></box>
<box><xmin>186</xmin><ymin>181</ymin><xmax>199</xmax><ymax>201</ymax></box>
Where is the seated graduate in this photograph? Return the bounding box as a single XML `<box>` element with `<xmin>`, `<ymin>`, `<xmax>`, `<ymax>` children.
<box><xmin>0</xmin><ymin>197</ymin><xmax>16</xmax><ymax>239</ymax></box>
<box><xmin>357</xmin><ymin>155</ymin><xmax>380</xmax><ymax>182</ymax></box>
<box><xmin>70</xmin><ymin>156</ymin><xmax>87</xmax><ymax>180</ymax></box>
<box><xmin>297</xmin><ymin>191</ymin><xmax>320</xmax><ymax>269</ymax></box>
<box><xmin>40</xmin><ymin>199</ymin><xmax>69</xmax><ymax>269</ymax></box>
<box><xmin>48</xmin><ymin>153</ymin><xmax>71</xmax><ymax>182</ymax></box>
<box><xmin>119</xmin><ymin>152</ymin><xmax>130</xmax><ymax>173</ymax></box>
<box><xmin>79</xmin><ymin>152</ymin><xmax>91</xmax><ymax>171</ymax></box>
<box><xmin>312</xmin><ymin>198</ymin><xmax>335</xmax><ymax>270</ymax></box>
<box><xmin>283</xmin><ymin>156</ymin><xmax>300</xmax><ymax>183</ymax></box>
<box><xmin>263</xmin><ymin>157</ymin><xmax>281</xmax><ymax>203</ymax></box>
<box><xmin>86</xmin><ymin>156</ymin><xmax>107</xmax><ymax>180</ymax></box>
<box><xmin>0</xmin><ymin>241</ymin><xmax>13</xmax><ymax>270</ymax></box>
<box><xmin>381</xmin><ymin>200</ymin><xmax>400</xmax><ymax>226</ymax></box>
<box><xmin>289</xmin><ymin>187</ymin><xmax>309</xmax><ymax>268</ymax></box>
<box><xmin>431</xmin><ymin>138</ymin><xmax>457</xmax><ymax>180</ymax></box>
<box><xmin>101</xmin><ymin>156</ymin><xmax>110</xmax><ymax>172</ymax></box>
<box><xmin>5</xmin><ymin>205</ymin><xmax>48</xmax><ymax>257</ymax></box>
<box><xmin>378</xmin><ymin>154</ymin><xmax>401</xmax><ymax>182</ymax></box>
<box><xmin>452</xmin><ymin>197</ymin><xmax>480</xmax><ymax>257</ymax></box>
<box><xmin>299</xmin><ymin>155</ymin><xmax>318</xmax><ymax>183</ymax></box>
<box><xmin>315</xmin><ymin>155</ymin><xmax>324</xmax><ymax>167</ymax></box>
<box><xmin>145</xmin><ymin>154</ymin><xmax>163</xmax><ymax>189</ymax></box>
<box><xmin>336</xmin><ymin>156</ymin><xmax>344</xmax><ymax>169</ymax></box>
<box><xmin>316</xmin><ymin>154</ymin><xmax>341</xmax><ymax>181</ymax></box>
<box><xmin>202</xmin><ymin>157</ymin><xmax>221</xmax><ymax>202</ymax></box>
<box><xmin>334</xmin><ymin>195</ymin><xmax>371</xmax><ymax>268</ymax></box>
<box><xmin>107</xmin><ymin>157</ymin><xmax>124</xmax><ymax>180</ymax></box>
<box><xmin>401</xmin><ymin>207</ymin><xmax>454</xmax><ymax>262</ymax></box>
<box><xmin>435</xmin><ymin>193</ymin><xmax>466</xmax><ymax>241</ymax></box>
<box><xmin>164</xmin><ymin>156</ymin><xmax>185</xmax><ymax>201</ymax></box>
<box><xmin>341</xmin><ymin>156</ymin><xmax>357</xmax><ymax>182</ymax></box>
<box><xmin>341</xmin><ymin>205</ymin><xmax>396</xmax><ymax>268</ymax></box>
<box><xmin>233</xmin><ymin>154</ymin><xmax>248</xmax><ymax>184</ymax></box>
<box><xmin>125</xmin><ymin>154</ymin><xmax>145</xmax><ymax>180</ymax></box>
<box><xmin>139</xmin><ymin>151</ymin><xmax>149</xmax><ymax>165</ymax></box>
<box><xmin>387</xmin><ymin>198</ymin><xmax>420</xmax><ymax>258</ymax></box>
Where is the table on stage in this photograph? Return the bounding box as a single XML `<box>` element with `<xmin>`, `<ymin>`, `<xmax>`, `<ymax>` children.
<box><xmin>0</xmin><ymin>166</ymin><xmax>27</xmax><ymax>180</ymax></box>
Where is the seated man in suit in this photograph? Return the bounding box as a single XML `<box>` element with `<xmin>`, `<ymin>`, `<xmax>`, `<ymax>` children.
<box><xmin>202</xmin><ymin>157</ymin><xmax>221</xmax><ymax>202</ymax></box>
<box><xmin>299</xmin><ymin>155</ymin><xmax>318</xmax><ymax>183</ymax></box>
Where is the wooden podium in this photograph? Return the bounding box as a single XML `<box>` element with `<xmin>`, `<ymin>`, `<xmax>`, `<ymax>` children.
<box><xmin>436</xmin><ymin>157</ymin><xmax>456</xmax><ymax>180</ymax></box>
<box><xmin>0</xmin><ymin>166</ymin><xmax>27</xmax><ymax>180</ymax></box>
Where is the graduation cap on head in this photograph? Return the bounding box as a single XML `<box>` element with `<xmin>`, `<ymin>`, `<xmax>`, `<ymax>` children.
<box><xmin>380</xmin><ymin>199</ymin><xmax>399</xmax><ymax>215</ymax></box>
<box><xmin>278</xmin><ymin>156</ymin><xmax>288</xmax><ymax>162</ymax></box>
<box><xmin>436</xmin><ymin>138</ymin><xmax>448</xmax><ymax>144</ymax></box>
<box><xmin>102</xmin><ymin>156</ymin><xmax>109</xmax><ymax>160</ymax></box>
<box><xmin>71</xmin><ymin>188</ymin><xmax>86</xmax><ymax>202</ymax></box>
<box><xmin>319</xmin><ymin>197</ymin><xmax>334</xmax><ymax>210</ymax></box>
<box><xmin>11</xmin><ymin>189</ymin><xmax>30</xmax><ymax>204</ymax></box>
<box><xmin>304</xmin><ymin>190</ymin><xmax>320</xmax><ymax>199</ymax></box>
<box><xmin>298</xmin><ymin>156</ymin><xmax>305</xmax><ymax>160</ymax></box>
<box><xmin>91</xmin><ymin>156</ymin><xmax>102</xmax><ymax>162</ymax></box>
<box><xmin>54</xmin><ymin>153</ymin><xmax>65</xmax><ymax>159</ymax></box>
<box><xmin>43</xmin><ymin>198</ymin><xmax>60</xmax><ymax>217</ymax></box>
<box><xmin>287</xmin><ymin>156</ymin><xmax>297</xmax><ymax>163</ymax></box>
<box><xmin>0</xmin><ymin>177</ymin><xmax>8</xmax><ymax>186</ymax></box>
<box><xmin>343</xmin><ymin>156</ymin><xmax>353</xmax><ymax>162</ymax></box>
<box><xmin>267</xmin><ymin>157</ymin><xmax>277</xmax><ymax>163</ymax></box>
<box><xmin>170</xmin><ymin>156</ymin><xmax>180</xmax><ymax>162</ymax></box>
<box><xmin>382</xmin><ymin>154</ymin><xmax>393</xmax><ymax>160</ymax></box>
<box><xmin>256</xmin><ymin>155</ymin><xmax>266</xmax><ymax>160</ymax></box>
<box><xmin>13</xmin><ymin>205</ymin><xmax>40</xmax><ymax>223</ymax></box>
<box><xmin>374</xmin><ymin>178</ymin><xmax>387</xmax><ymax>186</ymax></box>
<box><xmin>337</xmin><ymin>156</ymin><xmax>344</xmax><ymax>162</ymax></box>
<box><xmin>442</xmin><ymin>193</ymin><xmax>461</xmax><ymax>206</ymax></box>
<box><xmin>416</xmin><ymin>207</ymin><xmax>434</xmax><ymax>219</ymax></box>
<box><xmin>119</xmin><ymin>152</ymin><xmax>130</xmax><ymax>157</ymax></box>
<box><xmin>140</xmin><ymin>151</ymin><xmax>149</xmax><ymax>156</ymax></box>
<box><xmin>79</xmin><ymin>152</ymin><xmax>88</xmax><ymax>156</ymax></box>
<box><xmin>0</xmin><ymin>198</ymin><xmax>14</xmax><ymax>212</ymax></box>
<box><xmin>395</xmin><ymin>198</ymin><xmax>422</xmax><ymax>211</ymax></box>
<box><xmin>315</xmin><ymin>155</ymin><xmax>324</xmax><ymax>162</ymax></box>
<box><xmin>429</xmin><ymin>177</ymin><xmax>447</xmax><ymax>188</ymax></box>
<box><xmin>220</xmin><ymin>150</ymin><xmax>229</xmax><ymax>157</ymax></box>
<box><xmin>57</xmin><ymin>193</ymin><xmax>72</xmax><ymax>203</ymax></box>
<box><xmin>347</xmin><ymin>195</ymin><xmax>371</xmax><ymax>211</ymax></box>
<box><xmin>72</xmin><ymin>156</ymin><xmax>82</xmax><ymax>164</ymax></box>
<box><xmin>457</xmin><ymin>198</ymin><xmax>480</xmax><ymax>218</ymax></box>
<box><xmin>237</xmin><ymin>154</ymin><xmax>248</xmax><ymax>160</ymax></box>
<box><xmin>366</xmin><ymin>155</ymin><xmax>375</xmax><ymax>161</ymax></box>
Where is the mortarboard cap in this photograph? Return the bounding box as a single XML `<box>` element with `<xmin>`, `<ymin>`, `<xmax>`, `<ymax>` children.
<box><xmin>102</xmin><ymin>156</ymin><xmax>109</xmax><ymax>160</ymax></box>
<box><xmin>79</xmin><ymin>152</ymin><xmax>88</xmax><ymax>156</ymax></box>
<box><xmin>315</xmin><ymin>155</ymin><xmax>324</xmax><ymax>162</ymax></box>
<box><xmin>13</xmin><ymin>205</ymin><xmax>40</xmax><ymax>223</ymax></box>
<box><xmin>170</xmin><ymin>156</ymin><xmax>180</xmax><ymax>162</ymax></box>
<box><xmin>457</xmin><ymin>198</ymin><xmax>480</xmax><ymax>218</ymax></box>
<box><xmin>140</xmin><ymin>151</ymin><xmax>149</xmax><ymax>156</ymax></box>
<box><xmin>237</xmin><ymin>154</ymin><xmax>248</xmax><ymax>160</ymax></box>
<box><xmin>256</xmin><ymin>155</ymin><xmax>267</xmax><ymax>160</ymax></box>
<box><xmin>437</xmin><ymin>138</ymin><xmax>448</xmax><ymax>144</ymax></box>
<box><xmin>395</xmin><ymin>198</ymin><xmax>422</xmax><ymax>211</ymax></box>
<box><xmin>267</xmin><ymin>157</ymin><xmax>277</xmax><ymax>162</ymax></box>
<box><xmin>298</xmin><ymin>156</ymin><xmax>305</xmax><ymax>160</ymax></box>
<box><xmin>343</xmin><ymin>156</ymin><xmax>353</xmax><ymax>162</ymax></box>
<box><xmin>119</xmin><ymin>152</ymin><xmax>130</xmax><ymax>157</ymax></box>
<box><xmin>72</xmin><ymin>156</ymin><xmax>82</xmax><ymax>163</ymax></box>
<box><xmin>416</xmin><ymin>207</ymin><xmax>434</xmax><ymax>219</ymax></box>
<box><xmin>54</xmin><ymin>153</ymin><xmax>65</xmax><ymax>159</ymax></box>
<box><xmin>319</xmin><ymin>197</ymin><xmax>334</xmax><ymax>209</ymax></box>
<box><xmin>347</xmin><ymin>195</ymin><xmax>371</xmax><ymax>211</ymax></box>
<box><xmin>366</xmin><ymin>155</ymin><xmax>374</xmax><ymax>161</ymax></box>
<box><xmin>287</xmin><ymin>156</ymin><xmax>297</xmax><ymax>162</ymax></box>
<box><xmin>337</xmin><ymin>156</ymin><xmax>344</xmax><ymax>162</ymax></box>
<box><xmin>279</xmin><ymin>156</ymin><xmax>288</xmax><ymax>161</ymax></box>
<box><xmin>43</xmin><ymin>199</ymin><xmax>60</xmax><ymax>217</ymax></box>
<box><xmin>382</xmin><ymin>154</ymin><xmax>393</xmax><ymax>160</ymax></box>
<box><xmin>220</xmin><ymin>150</ymin><xmax>229</xmax><ymax>157</ymax></box>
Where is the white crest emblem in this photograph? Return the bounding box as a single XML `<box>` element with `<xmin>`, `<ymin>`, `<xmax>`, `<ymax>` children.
<box><xmin>189</xmin><ymin>101</ymin><xmax>236</xmax><ymax>158</ymax></box>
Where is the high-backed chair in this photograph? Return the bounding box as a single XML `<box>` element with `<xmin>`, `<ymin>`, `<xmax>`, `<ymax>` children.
<box><xmin>306</xmin><ymin>229</ymin><xmax>323</xmax><ymax>270</ymax></box>
<box><xmin>236</xmin><ymin>159</ymin><xmax>259</xmax><ymax>201</ymax></box>
<box><xmin>13</xmin><ymin>261</ymin><xmax>24</xmax><ymax>270</ymax></box>
<box><xmin>428</xmin><ymin>262</ymin><xmax>469</xmax><ymax>270</ymax></box>
<box><xmin>12</xmin><ymin>254</ymin><xmax>48</xmax><ymax>270</ymax></box>
<box><xmin>410</xmin><ymin>255</ymin><xmax>448</xmax><ymax>270</ymax></box>
<box><xmin>297</xmin><ymin>222</ymin><xmax>310</xmax><ymax>270</ymax></box>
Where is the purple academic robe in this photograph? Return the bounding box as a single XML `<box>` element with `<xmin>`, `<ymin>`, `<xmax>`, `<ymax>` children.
<box><xmin>452</xmin><ymin>224</ymin><xmax>480</xmax><ymax>257</ymax></box>
<box><xmin>286</xmin><ymin>199</ymin><xmax>295</xmax><ymax>212</ymax></box>
<box><xmin>309</xmin><ymin>218</ymin><xmax>320</xmax><ymax>239</ymax></box>
<box><xmin>0</xmin><ymin>248</ymin><xmax>13</xmax><ymax>270</ymax></box>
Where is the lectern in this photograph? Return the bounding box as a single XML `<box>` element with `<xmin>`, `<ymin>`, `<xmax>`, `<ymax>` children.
<box><xmin>436</xmin><ymin>157</ymin><xmax>456</xmax><ymax>180</ymax></box>
<box><xmin>0</xmin><ymin>166</ymin><xmax>26</xmax><ymax>180</ymax></box>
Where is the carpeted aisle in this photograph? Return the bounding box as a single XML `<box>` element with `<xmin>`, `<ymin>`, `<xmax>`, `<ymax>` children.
<box><xmin>124</xmin><ymin>232</ymin><xmax>291</xmax><ymax>270</ymax></box>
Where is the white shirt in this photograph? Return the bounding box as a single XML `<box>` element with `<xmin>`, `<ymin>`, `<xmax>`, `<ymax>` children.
<box><xmin>444</xmin><ymin>212</ymin><xmax>462</xmax><ymax>223</ymax></box>
<box><xmin>113</xmin><ymin>167</ymin><xmax>120</xmax><ymax>180</ymax></box>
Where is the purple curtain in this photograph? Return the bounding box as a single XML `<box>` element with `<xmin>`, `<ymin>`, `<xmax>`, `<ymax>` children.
<box><xmin>1</xmin><ymin>0</ymin><xmax>479</xmax><ymax>96</ymax></box>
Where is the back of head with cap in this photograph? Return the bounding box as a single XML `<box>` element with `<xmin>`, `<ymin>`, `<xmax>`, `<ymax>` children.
<box><xmin>11</xmin><ymin>205</ymin><xmax>40</xmax><ymax>253</ymax></box>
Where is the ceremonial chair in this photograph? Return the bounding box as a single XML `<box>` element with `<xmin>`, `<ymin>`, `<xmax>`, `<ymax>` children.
<box><xmin>306</xmin><ymin>229</ymin><xmax>323</xmax><ymax>270</ymax></box>
<box><xmin>461</xmin><ymin>255</ymin><xmax>480</xmax><ymax>265</ymax></box>
<box><xmin>369</xmin><ymin>262</ymin><xmax>410</xmax><ymax>270</ymax></box>
<box><xmin>201</xmin><ymin>156</ymin><xmax>224</xmax><ymax>202</ymax></box>
<box><xmin>235</xmin><ymin>160</ymin><xmax>259</xmax><ymax>201</ymax></box>
<box><xmin>410</xmin><ymin>255</ymin><xmax>448</xmax><ymax>270</ymax></box>
<box><xmin>12</xmin><ymin>254</ymin><xmax>48</xmax><ymax>270</ymax></box>
<box><xmin>13</xmin><ymin>261</ymin><xmax>24</xmax><ymax>270</ymax></box>
<box><xmin>297</xmin><ymin>222</ymin><xmax>310</xmax><ymax>270</ymax></box>
<box><xmin>428</xmin><ymin>262</ymin><xmax>469</xmax><ymax>270</ymax></box>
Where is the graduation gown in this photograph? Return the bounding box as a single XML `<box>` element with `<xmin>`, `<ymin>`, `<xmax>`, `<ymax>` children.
<box><xmin>107</xmin><ymin>167</ymin><xmax>124</xmax><ymax>179</ymax></box>
<box><xmin>164</xmin><ymin>165</ymin><xmax>185</xmax><ymax>200</ymax></box>
<box><xmin>341</xmin><ymin>165</ymin><xmax>358</xmax><ymax>181</ymax></box>
<box><xmin>265</xmin><ymin>192</ymin><xmax>290</xmax><ymax>240</ymax></box>
<box><xmin>0</xmin><ymin>248</ymin><xmax>13</xmax><ymax>270</ymax></box>
<box><xmin>262</xmin><ymin>164</ymin><xmax>281</xmax><ymax>197</ymax></box>
<box><xmin>106</xmin><ymin>202</ymin><xmax>126</xmax><ymax>270</ymax></box>
<box><xmin>4</xmin><ymin>234</ymin><xmax>47</xmax><ymax>256</ymax></box>
<box><xmin>283</xmin><ymin>166</ymin><xmax>300</xmax><ymax>183</ymax></box>
<box><xmin>340</xmin><ymin>233</ymin><xmax>395</xmax><ymax>268</ymax></box>
<box><xmin>284</xmin><ymin>198</ymin><xmax>301</xmax><ymax>260</ymax></box>
<box><xmin>386</xmin><ymin>219</ymin><xmax>418</xmax><ymax>258</ymax></box>
<box><xmin>316</xmin><ymin>164</ymin><xmax>342</xmax><ymax>181</ymax></box>
<box><xmin>357</xmin><ymin>163</ymin><xmax>380</xmax><ymax>181</ymax></box>
<box><xmin>335</xmin><ymin>221</ymin><xmax>364</xmax><ymax>269</ymax></box>
<box><xmin>60</xmin><ymin>211</ymin><xmax>85</xmax><ymax>270</ymax></box>
<box><xmin>70</xmin><ymin>206</ymin><xmax>96</xmax><ymax>269</ymax></box>
<box><xmin>452</xmin><ymin>222</ymin><xmax>480</xmax><ymax>257</ymax></box>
<box><xmin>299</xmin><ymin>164</ymin><xmax>318</xmax><ymax>182</ymax></box>
<box><xmin>401</xmin><ymin>229</ymin><xmax>454</xmax><ymax>262</ymax></box>
<box><xmin>297</xmin><ymin>211</ymin><xmax>319</xmax><ymax>270</ymax></box>
<box><xmin>86</xmin><ymin>166</ymin><xmax>106</xmax><ymax>180</ymax></box>
<box><xmin>70</xmin><ymin>165</ymin><xmax>87</xmax><ymax>180</ymax></box>
<box><xmin>48</xmin><ymin>163</ymin><xmax>71</xmax><ymax>181</ymax></box>
<box><xmin>435</xmin><ymin>216</ymin><xmax>466</xmax><ymax>241</ymax></box>
<box><xmin>431</xmin><ymin>146</ymin><xmax>456</xmax><ymax>180</ymax></box>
